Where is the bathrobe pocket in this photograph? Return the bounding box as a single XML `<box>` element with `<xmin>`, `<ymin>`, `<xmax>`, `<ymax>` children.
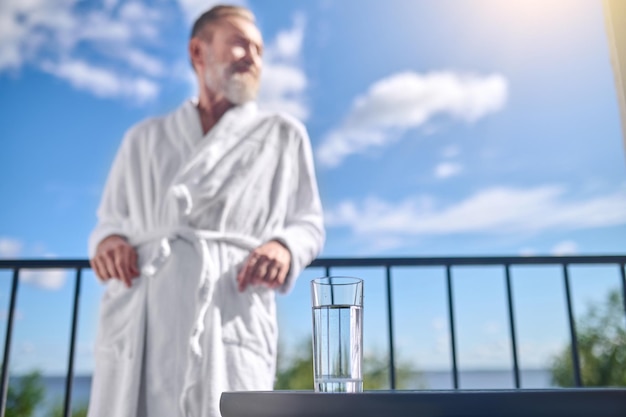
<box><xmin>96</xmin><ymin>278</ymin><xmax>145</xmax><ymax>360</ymax></box>
<box><xmin>90</xmin><ymin>271</ymin><xmax>147</xmax><ymax>417</ymax></box>
<box><xmin>218</xmin><ymin>248</ymin><xmax>278</xmax><ymax>368</ymax></box>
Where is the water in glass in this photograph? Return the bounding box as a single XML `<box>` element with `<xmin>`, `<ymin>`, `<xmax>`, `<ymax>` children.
<box><xmin>312</xmin><ymin>304</ymin><xmax>363</xmax><ymax>392</ymax></box>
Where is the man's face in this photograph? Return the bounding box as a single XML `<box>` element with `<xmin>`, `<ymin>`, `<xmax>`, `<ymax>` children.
<box><xmin>200</xmin><ymin>15</ymin><xmax>263</xmax><ymax>105</ymax></box>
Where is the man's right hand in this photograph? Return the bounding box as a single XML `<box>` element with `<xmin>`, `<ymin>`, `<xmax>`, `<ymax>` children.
<box><xmin>90</xmin><ymin>235</ymin><xmax>140</xmax><ymax>288</ymax></box>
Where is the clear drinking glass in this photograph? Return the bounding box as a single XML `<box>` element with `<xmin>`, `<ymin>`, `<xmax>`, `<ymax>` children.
<box><xmin>311</xmin><ymin>276</ymin><xmax>363</xmax><ymax>393</ymax></box>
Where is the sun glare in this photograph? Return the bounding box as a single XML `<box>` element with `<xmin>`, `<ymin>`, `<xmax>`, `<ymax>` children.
<box><xmin>474</xmin><ymin>0</ymin><xmax>593</xmax><ymax>35</ymax></box>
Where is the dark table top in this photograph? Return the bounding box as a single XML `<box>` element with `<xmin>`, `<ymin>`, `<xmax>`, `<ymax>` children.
<box><xmin>220</xmin><ymin>389</ymin><xmax>626</xmax><ymax>417</ymax></box>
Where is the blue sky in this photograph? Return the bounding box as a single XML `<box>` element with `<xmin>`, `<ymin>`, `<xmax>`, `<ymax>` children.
<box><xmin>1</xmin><ymin>0</ymin><xmax>625</xmax><ymax>382</ymax></box>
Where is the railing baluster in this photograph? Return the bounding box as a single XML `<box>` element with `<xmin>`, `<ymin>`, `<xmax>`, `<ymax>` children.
<box><xmin>562</xmin><ymin>264</ymin><xmax>582</xmax><ymax>387</ymax></box>
<box><xmin>326</xmin><ymin>268</ymin><xmax>333</xmax><ymax>305</ymax></box>
<box><xmin>619</xmin><ymin>263</ymin><xmax>626</xmax><ymax>322</ymax></box>
<box><xmin>446</xmin><ymin>265</ymin><xmax>459</xmax><ymax>389</ymax></box>
<box><xmin>504</xmin><ymin>265</ymin><xmax>521</xmax><ymax>388</ymax></box>
<box><xmin>0</xmin><ymin>269</ymin><xmax>21</xmax><ymax>417</ymax></box>
<box><xmin>385</xmin><ymin>266</ymin><xmax>396</xmax><ymax>389</ymax></box>
<box><xmin>63</xmin><ymin>268</ymin><xmax>83</xmax><ymax>417</ymax></box>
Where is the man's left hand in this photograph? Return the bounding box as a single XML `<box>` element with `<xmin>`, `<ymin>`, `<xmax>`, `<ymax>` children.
<box><xmin>237</xmin><ymin>240</ymin><xmax>291</xmax><ymax>292</ymax></box>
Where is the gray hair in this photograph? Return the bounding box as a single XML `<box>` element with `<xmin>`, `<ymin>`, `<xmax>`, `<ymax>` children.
<box><xmin>190</xmin><ymin>5</ymin><xmax>256</xmax><ymax>41</ymax></box>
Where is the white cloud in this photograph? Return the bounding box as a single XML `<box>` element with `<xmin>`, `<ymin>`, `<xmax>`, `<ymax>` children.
<box><xmin>435</xmin><ymin>162</ymin><xmax>463</xmax><ymax>179</ymax></box>
<box><xmin>2</xmin><ymin>0</ymin><xmax>308</xmax><ymax>109</ymax></box>
<box><xmin>551</xmin><ymin>240</ymin><xmax>579</xmax><ymax>255</ymax></box>
<box><xmin>0</xmin><ymin>0</ymin><xmax>163</xmax><ymax>102</ymax></box>
<box><xmin>0</xmin><ymin>1</ymin><xmax>160</xmax><ymax>64</ymax></box>
<box><xmin>347</xmin><ymin>72</ymin><xmax>506</xmax><ymax>126</ymax></box>
<box><xmin>41</xmin><ymin>59</ymin><xmax>159</xmax><ymax>102</ymax></box>
<box><xmin>261</xmin><ymin>63</ymin><xmax>307</xmax><ymax>94</ymax></box>
<box><xmin>116</xmin><ymin>47</ymin><xmax>164</xmax><ymax>77</ymax></box>
<box><xmin>0</xmin><ymin>16</ymin><xmax>23</xmax><ymax>68</ymax></box>
<box><xmin>325</xmin><ymin>186</ymin><xmax>626</xmax><ymax>238</ymax></box>
<box><xmin>258</xmin><ymin>13</ymin><xmax>309</xmax><ymax>120</ymax></box>
<box><xmin>0</xmin><ymin>237</ymin><xmax>22</xmax><ymax>258</ymax></box>
<box><xmin>78</xmin><ymin>12</ymin><xmax>135</xmax><ymax>44</ymax></box>
<box><xmin>270</xmin><ymin>13</ymin><xmax>305</xmax><ymax>60</ymax></box>
<box><xmin>0</xmin><ymin>238</ymin><xmax>69</xmax><ymax>290</ymax></box>
<box><xmin>119</xmin><ymin>2</ymin><xmax>160</xmax><ymax>23</ymax></box>
<box><xmin>259</xmin><ymin>63</ymin><xmax>308</xmax><ymax>119</ymax></box>
<box><xmin>0</xmin><ymin>0</ymin><xmax>56</xmax><ymax>70</ymax></box>
<box><xmin>21</xmin><ymin>269</ymin><xmax>68</xmax><ymax>291</ymax></box>
<box><xmin>103</xmin><ymin>0</ymin><xmax>119</xmax><ymax>11</ymax></box>
<box><xmin>316</xmin><ymin>71</ymin><xmax>508</xmax><ymax>167</ymax></box>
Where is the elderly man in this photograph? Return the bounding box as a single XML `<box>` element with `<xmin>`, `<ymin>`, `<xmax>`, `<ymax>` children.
<box><xmin>87</xmin><ymin>5</ymin><xmax>324</xmax><ymax>417</ymax></box>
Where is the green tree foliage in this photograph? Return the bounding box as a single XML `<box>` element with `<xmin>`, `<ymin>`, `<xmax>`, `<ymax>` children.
<box><xmin>5</xmin><ymin>371</ymin><xmax>45</xmax><ymax>417</ymax></box>
<box><xmin>275</xmin><ymin>338</ymin><xmax>423</xmax><ymax>390</ymax></box>
<box><xmin>2</xmin><ymin>370</ymin><xmax>89</xmax><ymax>417</ymax></box>
<box><xmin>551</xmin><ymin>289</ymin><xmax>626</xmax><ymax>387</ymax></box>
<box><xmin>361</xmin><ymin>349</ymin><xmax>425</xmax><ymax>390</ymax></box>
<box><xmin>274</xmin><ymin>339</ymin><xmax>314</xmax><ymax>390</ymax></box>
<box><xmin>47</xmin><ymin>402</ymin><xmax>88</xmax><ymax>417</ymax></box>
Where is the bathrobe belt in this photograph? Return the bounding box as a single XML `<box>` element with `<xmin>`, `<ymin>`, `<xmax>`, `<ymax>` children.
<box><xmin>129</xmin><ymin>227</ymin><xmax>261</xmax><ymax>357</ymax></box>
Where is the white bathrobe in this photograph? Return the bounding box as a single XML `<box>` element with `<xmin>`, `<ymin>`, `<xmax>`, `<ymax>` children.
<box><xmin>87</xmin><ymin>100</ymin><xmax>325</xmax><ymax>417</ymax></box>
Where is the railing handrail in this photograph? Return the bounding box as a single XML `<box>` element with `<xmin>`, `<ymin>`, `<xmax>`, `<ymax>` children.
<box><xmin>311</xmin><ymin>254</ymin><xmax>626</xmax><ymax>267</ymax></box>
<box><xmin>1</xmin><ymin>254</ymin><xmax>626</xmax><ymax>269</ymax></box>
<box><xmin>0</xmin><ymin>259</ymin><xmax>91</xmax><ymax>268</ymax></box>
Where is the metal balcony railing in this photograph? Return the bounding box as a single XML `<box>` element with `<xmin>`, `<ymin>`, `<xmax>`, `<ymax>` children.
<box><xmin>0</xmin><ymin>255</ymin><xmax>625</xmax><ymax>417</ymax></box>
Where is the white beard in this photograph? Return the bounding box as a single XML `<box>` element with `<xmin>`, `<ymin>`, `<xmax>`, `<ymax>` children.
<box><xmin>223</xmin><ymin>72</ymin><xmax>258</xmax><ymax>105</ymax></box>
<box><xmin>204</xmin><ymin>55</ymin><xmax>258</xmax><ymax>105</ymax></box>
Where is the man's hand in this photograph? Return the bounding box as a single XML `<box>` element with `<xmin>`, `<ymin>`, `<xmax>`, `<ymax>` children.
<box><xmin>90</xmin><ymin>235</ymin><xmax>140</xmax><ymax>288</ymax></box>
<box><xmin>237</xmin><ymin>240</ymin><xmax>291</xmax><ymax>292</ymax></box>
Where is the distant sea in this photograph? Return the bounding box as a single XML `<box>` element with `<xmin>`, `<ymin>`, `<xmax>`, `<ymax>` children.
<box><xmin>32</xmin><ymin>370</ymin><xmax>554</xmax><ymax>416</ymax></box>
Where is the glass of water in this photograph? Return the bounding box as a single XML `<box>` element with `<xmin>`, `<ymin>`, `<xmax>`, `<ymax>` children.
<box><xmin>311</xmin><ymin>276</ymin><xmax>363</xmax><ymax>393</ymax></box>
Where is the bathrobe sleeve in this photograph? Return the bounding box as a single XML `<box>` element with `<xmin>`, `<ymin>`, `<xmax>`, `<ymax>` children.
<box><xmin>271</xmin><ymin>123</ymin><xmax>325</xmax><ymax>294</ymax></box>
<box><xmin>88</xmin><ymin>130</ymin><xmax>136</xmax><ymax>259</ymax></box>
